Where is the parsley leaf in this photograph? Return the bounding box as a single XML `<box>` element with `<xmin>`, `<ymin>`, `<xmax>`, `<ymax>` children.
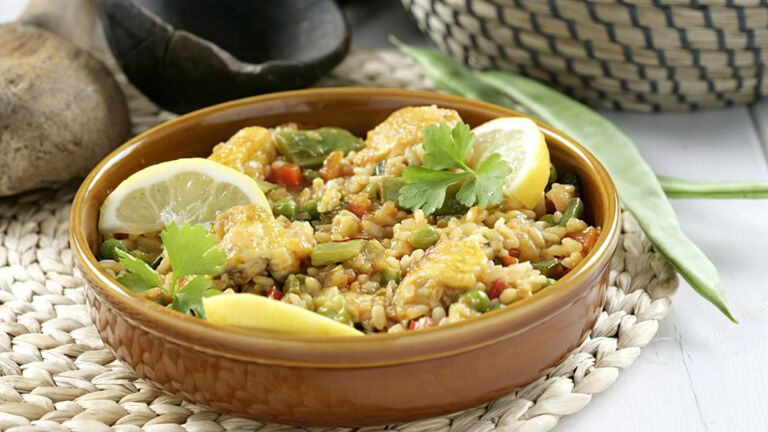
<box><xmin>111</xmin><ymin>222</ymin><xmax>226</xmax><ymax>320</ymax></box>
<box><xmin>422</xmin><ymin>122</ymin><xmax>474</xmax><ymax>170</ymax></box>
<box><xmin>115</xmin><ymin>249</ymin><xmax>162</xmax><ymax>293</ymax></box>
<box><xmin>399</xmin><ymin>167</ymin><xmax>469</xmax><ymax>215</ymax></box>
<box><xmin>161</xmin><ymin>222</ymin><xmax>226</xmax><ymax>290</ymax></box>
<box><xmin>397</xmin><ymin>122</ymin><xmax>511</xmax><ymax>214</ymax></box>
<box><xmin>170</xmin><ymin>276</ymin><xmax>221</xmax><ymax>319</ymax></box>
<box><xmin>456</xmin><ymin>153</ymin><xmax>512</xmax><ymax>208</ymax></box>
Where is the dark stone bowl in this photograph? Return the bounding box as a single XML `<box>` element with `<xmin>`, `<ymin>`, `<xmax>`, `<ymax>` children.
<box><xmin>97</xmin><ymin>0</ymin><xmax>350</xmax><ymax>113</ymax></box>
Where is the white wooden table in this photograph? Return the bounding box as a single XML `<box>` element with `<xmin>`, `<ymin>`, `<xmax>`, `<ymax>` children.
<box><xmin>4</xmin><ymin>1</ymin><xmax>768</xmax><ymax>431</ymax></box>
<box><xmin>347</xmin><ymin>4</ymin><xmax>768</xmax><ymax>430</ymax></box>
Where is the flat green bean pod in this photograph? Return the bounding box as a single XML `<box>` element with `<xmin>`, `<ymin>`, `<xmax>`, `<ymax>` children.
<box><xmin>393</xmin><ymin>41</ymin><xmax>735</xmax><ymax>321</ymax></box>
<box><xmin>389</xmin><ymin>37</ymin><xmax>510</xmax><ymax>107</ymax></box>
<box><xmin>658</xmin><ymin>176</ymin><xmax>768</xmax><ymax>199</ymax></box>
<box><xmin>477</xmin><ymin>71</ymin><xmax>734</xmax><ymax>322</ymax></box>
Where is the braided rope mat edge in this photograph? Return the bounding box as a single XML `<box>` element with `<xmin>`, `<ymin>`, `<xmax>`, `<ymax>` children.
<box><xmin>0</xmin><ymin>49</ymin><xmax>677</xmax><ymax>432</ymax></box>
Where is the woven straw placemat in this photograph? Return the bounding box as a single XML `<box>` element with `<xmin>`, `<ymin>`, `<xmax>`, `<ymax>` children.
<box><xmin>0</xmin><ymin>48</ymin><xmax>677</xmax><ymax>432</ymax></box>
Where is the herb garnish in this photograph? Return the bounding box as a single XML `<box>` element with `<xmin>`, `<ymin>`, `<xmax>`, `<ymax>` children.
<box><xmin>114</xmin><ymin>222</ymin><xmax>225</xmax><ymax>319</ymax></box>
<box><xmin>397</xmin><ymin>122</ymin><xmax>511</xmax><ymax>214</ymax></box>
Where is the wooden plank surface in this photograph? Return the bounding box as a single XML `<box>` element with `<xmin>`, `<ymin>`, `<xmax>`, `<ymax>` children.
<box><xmin>0</xmin><ymin>0</ymin><xmax>25</xmax><ymax>23</ymax></box>
<box><xmin>750</xmin><ymin>102</ymin><xmax>768</xmax><ymax>162</ymax></box>
<box><xmin>558</xmin><ymin>108</ymin><xmax>768</xmax><ymax>431</ymax></box>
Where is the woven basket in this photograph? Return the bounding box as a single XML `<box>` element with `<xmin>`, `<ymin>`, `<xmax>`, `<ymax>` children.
<box><xmin>401</xmin><ymin>0</ymin><xmax>768</xmax><ymax>111</ymax></box>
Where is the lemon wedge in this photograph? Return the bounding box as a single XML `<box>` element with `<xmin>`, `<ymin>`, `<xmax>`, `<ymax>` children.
<box><xmin>99</xmin><ymin>158</ymin><xmax>270</xmax><ymax>235</ymax></box>
<box><xmin>203</xmin><ymin>293</ymin><xmax>364</xmax><ymax>337</ymax></box>
<box><xmin>469</xmin><ymin>117</ymin><xmax>550</xmax><ymax>208</ymax></box>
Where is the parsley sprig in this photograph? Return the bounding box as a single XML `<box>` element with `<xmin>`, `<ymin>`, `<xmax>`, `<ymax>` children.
<box><xmin>397</xmin><ymin>122</ymin><xmax>511</xmax><ymax>214</ymax></box>
<box><xmin>114</xmin><ymin>222</ymin><xmax>225</xmax><ymax>319</ymax></box>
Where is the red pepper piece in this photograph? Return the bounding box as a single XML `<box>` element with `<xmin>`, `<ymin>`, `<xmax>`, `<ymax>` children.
<box><xmin>488</xmin><ymin>279</ymin><xmax>507</xmax><ymax>300</ymax></box>
<box><xmin>266</xmin><ymin>287</ymin><xmax>284</xmax><ymax>300</ymax></box>
<box><xmin>409</xmin><ymin>316</ymin><xmax>435</xmax><ymax>330</ymax></box>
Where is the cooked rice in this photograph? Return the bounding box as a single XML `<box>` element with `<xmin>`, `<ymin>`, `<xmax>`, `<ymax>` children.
<box><xmin>100</xmin><ymin>105</ymin><xmax>601</xmax><ymax>334</ymax></box>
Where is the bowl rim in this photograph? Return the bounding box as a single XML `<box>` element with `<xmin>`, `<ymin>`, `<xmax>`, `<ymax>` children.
<box><xmin>69</xmin><ymin>87</ymin><xmax>621</xmax><ymax>368</ymax></box>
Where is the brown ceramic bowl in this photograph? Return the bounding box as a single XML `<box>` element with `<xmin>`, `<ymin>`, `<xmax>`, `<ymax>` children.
<box><xmin>70</xmin><ymin>88</ymin><xmax>620</xmax><ymax>426</ymax></box>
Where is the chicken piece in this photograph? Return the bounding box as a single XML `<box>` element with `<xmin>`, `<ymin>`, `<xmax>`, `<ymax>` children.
<box><xmin>546</xmin><ymin>183</ymin><xmax>576</xmax><ymax>213</ymax></box>
<box><xmin>209</xmin><ymin>126</ymin><xmax>276</xmax><ymax>179</ymax></box>
<box><xmin>393</xmin><ymin>236</ymin><xmax>488</xmax><ymax>321</ymax></box>
<box><xmin>214</xmin><ymin>204</ymin><xmax>314</xmax><ymax>283</ymax></box>
<box><xmin>353</xmin><ymin>106</ymin><xmax>462</xmax><ymax>166</ymax></box>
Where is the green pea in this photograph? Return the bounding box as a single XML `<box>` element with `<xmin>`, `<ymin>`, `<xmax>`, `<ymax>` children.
<box><xmin>99</xmin><ymin>238</ymin><xmax>127</xmax><ymax>261</ymax></box>
<box><xmin>460</xmin><ymin>289</ymin><xmax>491</xmax><ymax>313</ymax></box>
<box><xmin>273</xmin><ymin>198</ymin><xmax>297</xmax><ymax>220</ymax></box>
<box><xmin>303</xmin><ymin>199</ymin><xmax>321</xmax><ymax>219</ymax></box>
<box><xmin>558</xmin><ymin>197</ymin><xmax>584</xmax><ymax>227</ymax></box>
<box><xmin>381</xmin><ymin>266</ymin><xmax>401</xmax><ymax>283</ymax></box>
<box><xmin>488</xmin><ymin>300</ymin><xmax>502</xmax><ymax>311</ymax></box>
<box><xmin>409</xmin><ymin>225</ymin><xmax>438</xmax><ymax>250</ymax></box>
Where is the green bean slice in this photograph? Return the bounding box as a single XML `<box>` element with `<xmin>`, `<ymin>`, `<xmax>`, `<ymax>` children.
<box><xmin>275</xmin><ymin>127</ymin><xmax>363</xmax><ymax>168</ymax></box>
<box><xmin>558</xmin><ymin>197</ymin><xmax>584</xmax><ymax>227</ymax></box>
<box><xmin>532</xmin><ymin>259</ymin><xmax>565</xmax><ymax>279</ymax></box>
<box><xmin>381</xmin><ymin>266</ymin><xmax>401</xmax><ymax>283</ymax></box>
<box><xmin>303</xmin><ymin>199</ymin><xmax>321</xmax><ymax>219</ymax></box>
<box><xmin>539</xmin><ymin>214</ymin><xmax>555</xmax><ymax>224</ymax></box>
<box><xmin>311</xmin><ymin>240</ymin><xmax>366</xmax><ymax>266</ymax></box>
<box><xmin>316</xmin><ymin>295</ymin><xmax>352</xmax><ymax>325</ymax></box>
<box><xmin>283</xmin><ymin>274</ymin><xmax>302</xmax><ymax>295</ymax></box>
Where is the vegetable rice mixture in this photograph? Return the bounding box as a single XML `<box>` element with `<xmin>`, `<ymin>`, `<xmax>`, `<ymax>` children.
<box><xmin>98</xmin><ymin>106</ymin><xmax>600</xmax><ymax>335</ymax></box>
